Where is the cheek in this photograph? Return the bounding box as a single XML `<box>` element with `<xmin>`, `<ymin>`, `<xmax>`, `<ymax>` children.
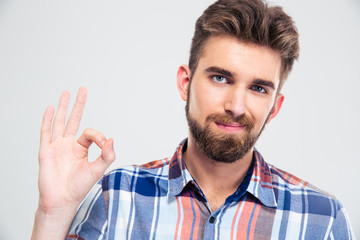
<box><xmin>189</xmin><ymin>83</ymin><xmax>223</xmax><ymax>120</ymax></box>
<box><xmin>246</xmin><ymin>97</ymin><xmax>274</xmax><ymax>128</ymax></box>
<box><xmin>189</xmin><ymin>90</ymin><xmax>209</xmax><ymax>120</ymax></box>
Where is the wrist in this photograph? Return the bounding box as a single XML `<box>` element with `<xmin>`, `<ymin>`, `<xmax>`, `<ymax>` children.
<box><xmin>31</xmin><ymin>206</ymin><xmax>78</xmax><ymax>240</ymax></box>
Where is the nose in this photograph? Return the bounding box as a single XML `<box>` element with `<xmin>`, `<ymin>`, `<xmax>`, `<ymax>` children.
<box><xmin>224</xmin><ymin>87</ymin><xmax>246</xmax><ymax>117</ymax></box>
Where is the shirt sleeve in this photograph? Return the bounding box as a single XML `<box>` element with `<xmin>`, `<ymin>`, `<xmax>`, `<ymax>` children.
<box><xmin>329</xmin><ymin>206</ymin><xmax>356</xmax><ymax>240</ymax></box>
<box><xmin>66</xmin><ymin>180</ymin><xmax>108</xmax><ymax>240</ymax></box>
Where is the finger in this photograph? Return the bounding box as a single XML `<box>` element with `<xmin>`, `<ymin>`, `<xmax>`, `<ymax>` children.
<box><xmin>64</xmin><ymin>87</ymin><xmax>87</xmax><ymax>137</ymax></box>
<box><xmin>51</xmin><ymin>91</ymin><xmax>71</xmax><ymax>141</ymax></box>
<box><xmin>90</xmin><ymin>139</ymin><xmax>116</xmax><ymax>180</ymax></box>
<box><xmin>77</xmin><ymin>128</ymin><xmax>106</xmax><ymax>149</ymax></box>
<box><xmin>40</xmin><ymin>105</ymin><xmax>55</xmax><ymax>151</ymax></box>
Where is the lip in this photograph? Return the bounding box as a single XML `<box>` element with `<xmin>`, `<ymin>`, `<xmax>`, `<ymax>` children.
<box><xmin>214</xmin><ymin>121</ymin><xmax>244</xmax><ymax>132</ymax></box>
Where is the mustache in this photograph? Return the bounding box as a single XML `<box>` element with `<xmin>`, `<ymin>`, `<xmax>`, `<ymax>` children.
<box><xmin>206</xmin><ymin>113</ymin><xmax>254</xmax><ymax>130</ymax></box>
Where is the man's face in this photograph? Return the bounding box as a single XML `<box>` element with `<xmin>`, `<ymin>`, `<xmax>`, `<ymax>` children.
<box><xmin>181</xmin><ymin>36</ymin><xmax>283</xmax><ymax>163</ymax></box>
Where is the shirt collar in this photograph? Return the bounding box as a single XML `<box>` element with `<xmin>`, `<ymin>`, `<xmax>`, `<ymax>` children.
<box><xmin>167</xmin><ymin>139</ymin><xmax>277</xmax><ymax>208</ymax></box>
<box><xmin>247</xmin><ymin>150</ymin><xmax>277</xmax><ymax>207</ymax></box>
<box><xmin>167</xmin><ymin>139</ymin><xmax>194</xmax><ymax>197</ymax></box>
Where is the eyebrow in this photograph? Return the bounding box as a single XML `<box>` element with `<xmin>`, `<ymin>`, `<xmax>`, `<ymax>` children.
<box><xmin>252</xmin><ymin>79</ymin><xmax>276</xmax><ymax>90</ymax></box>
<box><xmin>205</xmin><ymin>66</ymin><xmax>234</xmax><ymax>78</ymax></box>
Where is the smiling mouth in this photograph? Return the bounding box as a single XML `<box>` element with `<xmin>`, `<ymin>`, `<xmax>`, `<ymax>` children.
<box><xmin>214</xmin><ymin>122</ymin><xmax>245</xmax><ymax>132</ymax></box>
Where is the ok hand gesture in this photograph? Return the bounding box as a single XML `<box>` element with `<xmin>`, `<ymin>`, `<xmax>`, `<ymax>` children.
<box><xmin>32</xmin><ymin>87</ymin><xmax>115</xmax><ymax>239</ymax></box>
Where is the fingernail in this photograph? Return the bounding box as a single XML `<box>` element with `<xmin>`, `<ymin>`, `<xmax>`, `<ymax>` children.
<box><xmin>101</xmin><ymin>140</ymin><xmax>106</xmax><ymax>147</ymax></box>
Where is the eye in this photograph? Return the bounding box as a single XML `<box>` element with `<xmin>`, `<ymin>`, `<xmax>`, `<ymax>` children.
<box><xmin>212</xmin><ymin>75</ymin><xmax>228</xmax><ymax>84</ymax></box>
<box><xmin>251</xmin><ymin>85</ymin><xmax>267</xmax><ymax>93</ymax></box>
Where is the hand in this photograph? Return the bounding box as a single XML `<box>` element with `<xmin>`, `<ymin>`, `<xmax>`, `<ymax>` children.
<box><xmin>38</xmin><ymin>87</ymin><xmax>115</xmax><ymax>211</ymax></box>
<box><xmin>32</xmin><ymin>87</ymin><xmax>115</xmax><ymax>239</ymax></box>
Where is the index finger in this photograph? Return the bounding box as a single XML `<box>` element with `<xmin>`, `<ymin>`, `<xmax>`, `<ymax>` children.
<box><xmin>64</xmin><ymin>87</ymin><xmax>87</xmax><ymax>137</ymax></box>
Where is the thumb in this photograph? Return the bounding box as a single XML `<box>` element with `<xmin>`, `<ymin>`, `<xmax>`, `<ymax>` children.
<box><xmin>90</xmin><ymin>138</ymin><xmax>116</xmax><ymax>180</ymax></box>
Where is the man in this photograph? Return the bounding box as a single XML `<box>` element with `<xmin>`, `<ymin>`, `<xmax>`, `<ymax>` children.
<box><xmin>31</xmin><ymin>0</ymin><xmax>355</xmax><ymax>239</ymax></box>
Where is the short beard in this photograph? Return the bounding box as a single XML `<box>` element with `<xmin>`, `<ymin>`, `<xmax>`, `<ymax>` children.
<box><xmin>185</xmin><ymin>94</ymin><xmax>270</xmax><ymax>163</ymax></box>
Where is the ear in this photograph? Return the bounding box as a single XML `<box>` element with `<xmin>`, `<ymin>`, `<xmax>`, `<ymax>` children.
<box><xmin>176</xmin><ymin>64</ymin><xmax>191</xmax><ymax>101</ymax></box>
<box><xmin>266</xmin><ymin>94</ymin><xmax>284</xmax><ymax>124</ymax></box>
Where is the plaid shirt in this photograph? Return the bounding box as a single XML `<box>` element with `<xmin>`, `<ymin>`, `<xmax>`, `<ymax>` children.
<box><xmin>67</xmin><ymin>139</ymin><xmax>354</xmax><ymax>239</ymax></box>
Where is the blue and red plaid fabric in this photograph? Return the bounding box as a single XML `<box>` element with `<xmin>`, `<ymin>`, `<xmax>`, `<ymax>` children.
<box><xmin>67</xmin><ymin>139</ymin><xmax>354</xmax><ymax>239</ymax></box>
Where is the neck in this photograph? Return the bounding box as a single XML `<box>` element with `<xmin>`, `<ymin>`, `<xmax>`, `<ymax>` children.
<box><xmin>183</xmin><ymin>136</ymin><xmax>253</xmax><ymax>211</ymax></box>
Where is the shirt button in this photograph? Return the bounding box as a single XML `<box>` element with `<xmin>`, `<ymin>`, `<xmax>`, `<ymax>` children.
<box><xmin>209</xmin><ymin>216</ymin><xmax>215</xmax><ymax>223</ymax></box>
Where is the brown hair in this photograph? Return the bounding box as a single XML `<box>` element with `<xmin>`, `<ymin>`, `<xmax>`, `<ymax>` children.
<box><xmin>189</xmin><ymin>0</ymin><xmax>299</xmax><ymax>89</ymax></box>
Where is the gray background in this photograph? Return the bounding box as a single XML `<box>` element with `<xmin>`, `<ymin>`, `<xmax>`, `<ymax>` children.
<box><xmin>0</xmin><ymin>0</ymin><xmax>359</xmax><ymax>238</ymax></box>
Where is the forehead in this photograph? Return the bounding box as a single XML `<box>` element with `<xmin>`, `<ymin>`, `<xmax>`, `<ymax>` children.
<box><xmin>197</xmin><ymin>36</ymin><xmax>282</xmax><ymax>85</ymax></box>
